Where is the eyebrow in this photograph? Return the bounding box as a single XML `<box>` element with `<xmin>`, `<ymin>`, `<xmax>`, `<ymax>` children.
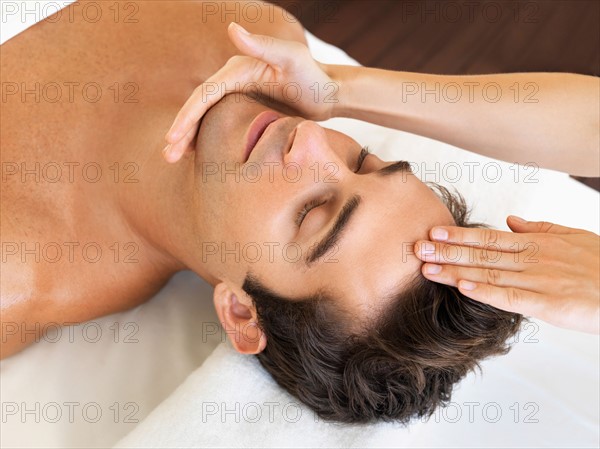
<box><xmin>304</xmin><ymin>160</ymin><xmax>412</xmax><ymax>266</ymax></box>
<box><xmin>305</xmin><ymin>194</ymin><xmax>361</xmax><ymax>265</ymax></box>
<box><xmin>375</xmin><ymin>160</ymin><xmax>412</xmax><ymax>177</ymax></box>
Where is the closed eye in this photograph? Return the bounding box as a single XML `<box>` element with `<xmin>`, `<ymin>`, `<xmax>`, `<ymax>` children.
<box><xmin>295</xmin><ymin>198</ymin><xmax>326</xmax><ymax>227</ymax></box>
<box><xmin>355</xmin><ymin>146</ymin><xmax>370</xmax><ymax>173</ymax></box>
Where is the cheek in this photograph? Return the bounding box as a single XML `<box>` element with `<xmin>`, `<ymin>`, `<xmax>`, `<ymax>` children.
<box><xmin>220</xmin><ymin>181</ymin><xmax>288</xmax><ymax>241</ymax></box>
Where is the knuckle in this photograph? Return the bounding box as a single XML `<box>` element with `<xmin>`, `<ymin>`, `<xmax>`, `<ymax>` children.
<box><xmin>256</xmin><ymin>35</ymin><xmax>273</xmax><ymax>57</ymax></box>
<box><xmin>258</xmin><ymin>35</ymin><xmax>273</xmax><ymax>47</ymax></box>
<box><xmin>485</xmin><ymin>268</ymin><xmax>502</xmax><ymax>286</ymax></box>
<box><xmin>538</xmin><ymin>221</ymin><xmax>555</xmax><ymax>233</ymax></box>
<box><xmin>483</xmin><ymin>229</ymin><xmax>500</xmax><ymax>246</ymax></box>
<box><xmin>505</xmin><ymin>288</ymin><xmax>522</xmax><ymax>308</ymax></box>
<box><xmin>475</xmin><ymin>249</ymin><xmax>490</xmax><ymax>265</ymax></box>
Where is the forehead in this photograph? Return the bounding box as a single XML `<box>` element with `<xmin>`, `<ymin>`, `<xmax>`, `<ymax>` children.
<box><xmin>260</xmin><ymin>174</ymin><xmax>456</xmax><ymax>319</ymax></box>
<box><xmin>326</xmin><ymin>175</ymin><xmax>455</xmax><ymax>317</ymax></box>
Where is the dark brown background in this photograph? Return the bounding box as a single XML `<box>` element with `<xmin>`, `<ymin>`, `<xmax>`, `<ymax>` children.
<box><xmin>269</xmin><ymin>0</ymin><xmax>600</xmax><ymax>191</ymax></box>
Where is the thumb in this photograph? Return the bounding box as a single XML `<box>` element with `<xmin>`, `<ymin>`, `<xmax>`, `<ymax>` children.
<box><xmin>507</xmin><ymin>215</ymin><xmax>579</xmax><ymax>234</ymax></box>
<box><xmin>227</xmin><ymin>22</ymin><xmax>306</xmax><ymax>68</ymax></box>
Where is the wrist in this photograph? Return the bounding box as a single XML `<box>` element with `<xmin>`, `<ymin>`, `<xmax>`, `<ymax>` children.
<box><xmin>321</xmin><ymin>64</ymin><xmax>359</xmax><ymax>118</ymax></box>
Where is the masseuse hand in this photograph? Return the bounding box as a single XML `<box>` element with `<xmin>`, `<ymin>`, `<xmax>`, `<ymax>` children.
<box><xmin>415</xmin><ymin>215</ymin><xmax>600</xmax><ymax>334</ymax></box>
<box><xmin>163</xmin><ymin>22</ymin><xmax>336</xmax><ymax>162</ymax></box>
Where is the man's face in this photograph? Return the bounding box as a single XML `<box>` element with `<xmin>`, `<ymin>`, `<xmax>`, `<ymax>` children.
<box><xmin>194</xmin><ymin>94</ymin><xmax>454</xmax><ymax>318</ymax></box>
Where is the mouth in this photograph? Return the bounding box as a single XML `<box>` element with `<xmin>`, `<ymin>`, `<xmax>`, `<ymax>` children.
<box><xmin>243</xmin><ymin>110</ymin><xmax>282</xmax><ymax>163</ymax></box>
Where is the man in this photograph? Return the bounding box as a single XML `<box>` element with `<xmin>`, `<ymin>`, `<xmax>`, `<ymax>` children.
<box><xmin>2</xmin><ymin>1</ymin><xmax>596</xmax><ymax>423</ymax></box>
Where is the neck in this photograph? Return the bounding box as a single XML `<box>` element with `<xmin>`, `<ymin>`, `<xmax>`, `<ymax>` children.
<box><xmin>114</xmin><ymin>139</ymin><xmax>218</xmax><ymax>287</ymax></box>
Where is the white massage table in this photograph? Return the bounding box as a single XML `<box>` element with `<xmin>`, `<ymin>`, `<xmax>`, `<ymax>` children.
<box><xmin>1</xmin><ymin>2</ymin><xmax>599</xmax><ymax>448</ymax></box>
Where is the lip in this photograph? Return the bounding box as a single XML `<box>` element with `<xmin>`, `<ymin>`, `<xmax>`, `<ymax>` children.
<box><xmin>243</xmin><ymin>110</ymin><xmax>282</xmax><ymax>162</ymax></box>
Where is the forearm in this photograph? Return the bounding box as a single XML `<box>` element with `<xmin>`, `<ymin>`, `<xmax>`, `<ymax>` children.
<box><xmin>328</xmin><ymin>65</ymin><xmax>599</xmax><ymax>177</ymax></box>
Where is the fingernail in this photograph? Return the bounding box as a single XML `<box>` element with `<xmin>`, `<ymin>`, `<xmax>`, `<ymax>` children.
<box><xmin>459</xmin><ymin>280</ymin><xmax>477</xmax><ymax>291</ymax></box>
<box><xmin>425</xmin><ymin>264</ymin><xmax>442</xmax><ymax>275</ymax></box>
<box><xmin>509</xmin><ymin>215</ymin><xmax>526</xmax><ymax>224</ymax></box>
<box><xmin>232</xmin><ymin>22</ymin><xmax>250</xmax><ymax>35</ymax></box>
<box><xmin>420</xmin><ymin>242</ymin><xmax>436</xmax><ymax>255</ymax></box>
<box><xmin>431</xmin><ymin>228</ymin><xmax>448</xmax><ymax>241</ymax></box>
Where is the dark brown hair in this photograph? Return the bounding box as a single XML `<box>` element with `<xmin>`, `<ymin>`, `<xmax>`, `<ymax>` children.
<box><xmin>243</xmin><ymin>184</ymin><xmax>523</xmax><ymax>423</ymax></box>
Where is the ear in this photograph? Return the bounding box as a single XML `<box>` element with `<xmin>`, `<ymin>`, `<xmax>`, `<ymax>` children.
<box><xmin>213</xmin><ymin>282</ymin><xmax>267</xmax><ymax>355</ymax></box>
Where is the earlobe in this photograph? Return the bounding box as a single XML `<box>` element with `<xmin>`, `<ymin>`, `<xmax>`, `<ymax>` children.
<box><xmin>212</xmin><ymin>282</ymin><xmax>267</xmax><ymax>355</ymax></box>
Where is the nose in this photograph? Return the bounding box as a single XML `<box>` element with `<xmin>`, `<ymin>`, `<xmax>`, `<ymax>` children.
<box><xmin>285</xmin><ymin>121</ymin><xmax>343</xmax><ymax>169</ymax></box>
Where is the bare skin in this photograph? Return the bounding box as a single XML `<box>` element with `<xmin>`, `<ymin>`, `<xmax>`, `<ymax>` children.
<box><xmin>0</xmin><ymin>0</ymin><xmax>306</xmax><ymax>358</ymax></box>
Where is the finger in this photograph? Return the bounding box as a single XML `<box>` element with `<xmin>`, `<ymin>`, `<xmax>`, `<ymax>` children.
<box><xmin>163</xmin><ymin>125</ymin><xmax>198</xmax><ymax>163</ymax></box>
<box><xmin>506</xmin><ymin>215</ymin><xmax>580</xmax><ymax>235</ymax></box>
<box><xmin>428</xmin><ymin>225</ymin><xmax>532</xmax><ymax>251</ymax></box>
<box><xmin>421</xmin><ymin>263</ymin><xmax>537</xmax><ymax>290</ymax></box>
<box><xmin>228</xmin><ymin>22</ymin><xmax>307</xmax><ymax>69</ymax></box>
<box><xmin>414</xmin><ymin>240</ymin><xmax>532</xmax><ymax>270</ymax></box>
<box><xmin>456</xmin><ymin>280</ymin><xmax>546</xmax><ymax>318</ymax></box>
<box><xmin>164</xmin><ymin>86</ymin><xmax>212</xmax><ymax>144</ymax></box>
<box><xmin>165</xmin><ymin>56</ymin><xmax>254</xmax><ymax>143</ymax></box>
<box><xmin>165</xmin><ymin>78</ymin><xmax>227</xmax><ymax>144</ymax></box>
